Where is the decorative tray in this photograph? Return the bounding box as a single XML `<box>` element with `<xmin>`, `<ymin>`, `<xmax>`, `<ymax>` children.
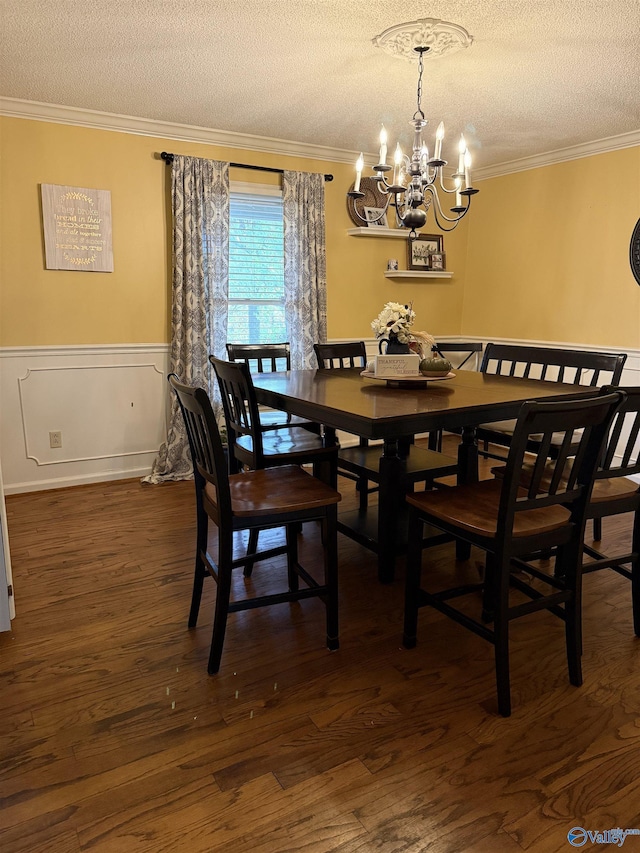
<box><xmin>360</xmin><ymin>370</ymin><xmax>455</xmax><ymax>387</ymax></box>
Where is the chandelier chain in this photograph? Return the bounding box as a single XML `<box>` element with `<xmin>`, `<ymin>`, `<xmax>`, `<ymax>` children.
<box><xmin>413</xmin><ymin>50</ymin><xmax>425</xmax><ymax>122</ymax></box>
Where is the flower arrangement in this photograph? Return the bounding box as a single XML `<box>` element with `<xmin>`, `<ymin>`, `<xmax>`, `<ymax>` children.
<box><xmin>370</xmin><ymin>301</ymin><xmax>435</xmax><ymax>356</ymax></box>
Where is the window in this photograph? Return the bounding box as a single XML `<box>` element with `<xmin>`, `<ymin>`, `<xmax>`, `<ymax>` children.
<box><xmin>228</xmin><ymin>188</ymin><xmax>286</xmax><ymax>343</ymax></box>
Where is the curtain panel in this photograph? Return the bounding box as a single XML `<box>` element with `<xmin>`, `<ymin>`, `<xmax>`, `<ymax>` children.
<box><xmin>282</xmin><ymin>171</ymin><xmax>327</xmax><ymax>369</ymax></box>
<box><xmin>144</xmin><ymin>155</ymin><xmax>229</xmax><ymax>483</ymax></box>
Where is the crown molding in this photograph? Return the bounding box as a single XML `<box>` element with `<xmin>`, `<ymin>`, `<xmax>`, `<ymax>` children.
<box><xmin>1</xmin><ymin>97</ymin><xmax>638</xmax><ymax>177</ymax></box>
<box><xmin>0</xmin><ymin>97</ymin><xmax>357</xmax><ymax>165</ymax></box>
<box><xmin>473</xmin><ymin>129</ymin><xmax>640</xmax><ymax>180</ymax></box>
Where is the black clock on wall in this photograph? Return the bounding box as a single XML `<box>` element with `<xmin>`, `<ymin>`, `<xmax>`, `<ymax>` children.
<box><xmin>631</xmin><ymin>218</ymin><xmax>640</xmax><ymax>286</ymax></box>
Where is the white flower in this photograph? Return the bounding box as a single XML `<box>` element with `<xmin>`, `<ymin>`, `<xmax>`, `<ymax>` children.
<box><xmin>370</xmin><ymin>302</ymin><xmax>435</xmax><ymax>355</ymax></box>
<box><xmin>370</xmin><ymin>301</ymin><xmax>416</xmax><ymax>341</ymax></box>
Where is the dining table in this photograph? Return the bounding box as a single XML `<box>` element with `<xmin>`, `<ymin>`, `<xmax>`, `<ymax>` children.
<box><xmin>251</xmin><ymin>367</ymin><xmax>595</xmax><ymax>583</ymax></box>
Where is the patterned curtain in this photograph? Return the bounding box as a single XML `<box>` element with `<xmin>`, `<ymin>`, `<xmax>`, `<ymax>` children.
<box><xmin>282</xmin><ymin>171</ymin><xmax>327</xmax><ymax>369</ymax></box>
<box><xmin>144</xmin><ymin>155</ymin><xmax>229</xmax><ymax>483</ymax></box>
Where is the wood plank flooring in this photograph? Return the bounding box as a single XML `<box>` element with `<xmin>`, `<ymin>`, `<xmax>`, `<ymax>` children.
<box><xmin>2</xmin><ymin>440</ymin><xmax>640</xmax><ymax>852</ymax></box>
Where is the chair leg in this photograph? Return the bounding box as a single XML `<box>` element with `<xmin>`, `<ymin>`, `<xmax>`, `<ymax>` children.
<box><xmin>402</xmin><ymin>508</ymin><xmax>424</xmax><ymax>649</ymax></box>
<box><xmin>593</xmin><ymin>517</ymin><xmax>603</xmax><ymax>541</ymax></box>
<box><xmin>208</xmin><ymin>529</ymin><xmax>233</xmax><ymax>675</ymax></box>
<box><xmin>324</xmin><ymin>505</ymin><xmax>339</xmax><ymax>651</ymax></box>
<box><xmin>561</xmin><ymin>540</ymin><xmax>584</xmax><ymax>683</ymax></box>
<box><xmin>632</xmin><ymin>511</ymin><xmax>640</xmax><ymax>637</ymax></box>
<box><xmin>286</xmin><ymin>523</ymin><xmax>300</xmax><ymax>592</ymax></box>
<box><xmin>493</xmin><ymin>554</ymin><xmax>512</xmax><ymax>717</ymax></box>
<box><xmin>243</xmin><ymin>529</ymin><xmax>259</xmax><ymax>577</ymax></box>
<box><xmin>357</xmin><ymin>475</ymin><xmax>369</xmax><ymax>510</ymax></box>
<box><xmin>481</xmin><ymin>553</ymin><xmax>496</xmax><ymax>623</ymax></box>
<box><xmin>189</xmin><ymin>491</ymin><xmax>209</xmax><ymax>628</ymax></box>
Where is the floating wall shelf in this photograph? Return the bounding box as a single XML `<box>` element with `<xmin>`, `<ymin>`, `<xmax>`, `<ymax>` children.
<box><xmin>347</xmin><ymin>227</ymin><xmax>409</xmax><ymax>239</ymax></box>
<box><xmin>384</xmin><ymin>270</ymin><xmax>453</xmax><ymax>280</ymax></box>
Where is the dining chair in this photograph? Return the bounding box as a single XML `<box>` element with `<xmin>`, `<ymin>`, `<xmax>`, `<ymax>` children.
<box><xmin>494</xmin><ymin>386</ymin><xmax>640</xmax><ymax>636</ymax></box>
<box><xmin>226</xmin><ymin>342</ymin><xmax>320</xmax><ymax>433</ymax></box>
<box><xmin>169</xmin><ymin>374</ymin><xmax>341</xmax><ymax>674</ymax></box>
<box><xmin>402</xmin><ymin>390</ymin><xmax>624</xmax><ymax>716</ymax></box>
<box><xmin>210</xmin><ymin>353</ymin><xmax>336</xmax><ymax>478</ymax></box>
<box><xmin>475</xmin><ymin>343</ymin><xmax>627</xmax><ymax>461</ymax></box>
<box><xmin>433</xmin><ymin>341</ymin><xmax>483</xmax><ymax>370</ymax></box>
<box><xmin>313</xmin><ymin>341</ymin><xmax>458</xmax><ymax>514</ymax></box>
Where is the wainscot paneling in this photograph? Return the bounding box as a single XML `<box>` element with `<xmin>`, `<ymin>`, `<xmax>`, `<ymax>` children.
<box><xmin>1</xmin><ymin>338</ymin><xmax>638</xmax><ymax>494</ymax></box>
<box><xmin>0</xmin><ymin>345</ymin><xmax>170</xmax><ymax>494</ymax></box>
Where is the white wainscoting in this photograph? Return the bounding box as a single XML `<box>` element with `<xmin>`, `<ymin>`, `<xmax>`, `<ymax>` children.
<box><xmin>1</xmin><ymin>338</ymin><xmax>638</xmax><ymax>494</ymax></box>
<box><xmin>0</xmin><ymin>345</ymin><xmax>170</xmax><ymax>494</ymax></box>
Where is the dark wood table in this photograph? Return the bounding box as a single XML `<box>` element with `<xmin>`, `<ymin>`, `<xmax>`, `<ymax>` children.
<box><xmin>252</xmin><ymin>368</ymin><xmax>592</xmax><ymax>582</ymax></box>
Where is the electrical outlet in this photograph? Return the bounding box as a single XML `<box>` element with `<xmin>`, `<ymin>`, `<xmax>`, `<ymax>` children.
<box><xmin>49</xmin><ymin>431</ymin><xmax>62</xmax><ymax>449</ymax></box>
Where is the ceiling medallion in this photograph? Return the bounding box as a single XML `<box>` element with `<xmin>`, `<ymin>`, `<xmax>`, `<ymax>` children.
<box><xmin>372</xmin><ymin>18</ymin><xmax>473</xmax><ymax>62</ymax></box>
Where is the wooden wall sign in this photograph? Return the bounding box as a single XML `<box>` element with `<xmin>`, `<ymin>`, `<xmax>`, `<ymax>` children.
<box><xmin>41</xmin><ymin>184</ymin><xmax>114</xmax><ymax>272</ymax></box>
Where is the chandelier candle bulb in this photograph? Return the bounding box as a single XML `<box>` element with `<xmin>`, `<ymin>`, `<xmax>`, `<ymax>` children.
<box><xmin>392</xmin><ymin>143</ymin><xmax>403</xmax><ymax>185</ymax></box>
<box><xmin>434</xmin><ymin>122</ymin><xmax>445</xmax><ymax>161</ymax></box>
<box><xmin>464</xmin><ymin>149</ymin><xmax>472</xmax><ymax>188</ymax></box>
<box><xmin>354</xmin><ymin>153</ymin><xmax>364</xmax><ymax>192</ymax></box>
<box><xmin>379</xmin><ymin>126</ymin><xmax>388</xmax><ymax>166</ymax></box>
<box><xmin>455</xmin><ymin>177</ymin><xmax>462</xmax><ymax>208</ymax></box>
<box><xmin>458</xmin><ymin>135</ymin><xmax>466</xmax><ymax>175</ymax></box>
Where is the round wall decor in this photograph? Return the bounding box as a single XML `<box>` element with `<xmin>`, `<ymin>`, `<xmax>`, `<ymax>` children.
<box><xmin>346</xmin><ymin>177</ymin><xmax>389</xmax><ymax>227</ymax></box>
<box><xmin>630</xmin><ymin>218</ymin><xmax>640</xmax><ymax>286</ymax></box>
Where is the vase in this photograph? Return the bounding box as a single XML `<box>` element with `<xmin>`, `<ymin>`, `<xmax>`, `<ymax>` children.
<box><xmin>379</xmin><ymin>334</ymin><xmax>411</xmax><ymax>355</ymax></box>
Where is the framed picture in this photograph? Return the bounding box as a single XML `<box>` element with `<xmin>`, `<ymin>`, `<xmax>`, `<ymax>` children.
<box><xmin>430</xmin><ymin>252</ymin><xmax>446</xmax><ymax>271</ymax></box>
<box><xmin>407</xmin><ymin>234</ymin><xmax>443</xmax><ymax>269</ymax></box>
<box><xmin>364</xmin><ymin>206</ymin><xmax>388</xmax><ymax>228</ymax></box>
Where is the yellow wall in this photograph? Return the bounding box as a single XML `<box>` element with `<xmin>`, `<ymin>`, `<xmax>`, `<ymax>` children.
<box><xmin>462</xmin><ymin>147</ymin><xmax>640</xmax><ymax>348</ymax></box>
<box><xmin>0</xmin><ymin>116</ymin><xmax>469</xmax><ymax>347</ymax></box>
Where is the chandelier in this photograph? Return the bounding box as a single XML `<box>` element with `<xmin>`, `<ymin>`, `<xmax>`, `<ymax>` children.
<box><xmin>347</xmin><ymin>19</ymin><xmax>479</xmax><ymax>238</ymax></box>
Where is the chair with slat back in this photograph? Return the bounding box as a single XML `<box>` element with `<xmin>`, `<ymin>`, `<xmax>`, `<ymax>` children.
<box><xmin>211</xmin><ymin>354</ymin><xmax>336</xmax><ymax>480</ymax></box>
<box><xmin>169</xmin><ymin>373</ymin><xmax>341</xmax><ymax>674</ymax></box>
<box><xmin>403</xmin><ymin>390</ymin><xmax>624</xmax><ymax>716</ymax></box>
<box><xmin>498</xmin><ymin>386</ymin><xmax>640</xmax><ymax>635</ymax></box>
<box><xmin>433</xmin><ymin>341</ymin><xmax>483</xmax><ymax>371</ymax></box>
<box><xmin>313</xmin><ymin>341</ymin><xmax>458</xmax><ymax>518</ymax></box>
<box><xmin>226</xmin><ymin>342</ymin><xmax>319</xmax><ymax>433</ymax></box>
<box><xmin>314</xmin><ymin>341</ymin><xmax>371</xmax><ymax>509</ymax></box>
<box><xmin>211</xmin><ymin>354</ymin><xmax>339</xmax><ymax>577</ymax></box>
<box><xmin>476</xmin><ymin>343</ymin><xmax>627</xmax><ymax>461</ymax></box>
<box><xmin>581</xmin><ymin>386</ymin><xmax>640</xmax><ymax>634</ymax></box>
<box><xmin>313</xmin><ymin>341</ymin><xmax>368</xmax><ymax>370</ymax></box>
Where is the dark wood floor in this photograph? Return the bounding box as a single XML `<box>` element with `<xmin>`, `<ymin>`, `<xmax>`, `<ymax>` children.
<box><xmin>2</xmin><ymin>440</ymin><xmax>640</xmax><ymax>852</ymax></box>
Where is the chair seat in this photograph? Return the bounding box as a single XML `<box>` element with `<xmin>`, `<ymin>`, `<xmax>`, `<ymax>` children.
<box><xmin>207</xmin><ymin>464</ymin><xmax>341</xmax><ymax>517</ymax></box>
<box><xmin>478</xmin><ymin>419</ymin><xmax>584</xmax><ymax>446</ymax></box>
<box><xmin>338</xmin><ymin>444</ymin><xmax>457</xmax><ymax>483</ymax></box>
<box><xmin>406</xmin><ymin>478</ymin><xmax>571</xmax><ymax>538</ymax></box>
<box><xmin>236</xmin><ymin>426</ymin><xmax>331</xmax><ymax>462</ymax></box>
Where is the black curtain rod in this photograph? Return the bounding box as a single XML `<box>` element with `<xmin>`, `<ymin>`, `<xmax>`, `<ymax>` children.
<box><xmin>160</xmin><ymin>152</ymin><xmax>333</xmax><ymax>182</ymax></box>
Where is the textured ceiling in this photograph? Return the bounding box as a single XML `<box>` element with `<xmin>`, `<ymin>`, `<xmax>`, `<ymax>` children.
<box><xmin>1</xmin><ymin>0</ymin><xmax>639</xmax><ymax>170</ymax></box>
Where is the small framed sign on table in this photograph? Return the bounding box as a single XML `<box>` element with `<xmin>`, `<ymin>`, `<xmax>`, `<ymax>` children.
<box><xmin>41</xmin><ymin>184</ymin><xmax>114</xmax><ymax>272</ymax></box>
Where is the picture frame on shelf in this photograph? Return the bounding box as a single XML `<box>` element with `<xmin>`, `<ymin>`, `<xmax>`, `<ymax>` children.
<box><xmin>407</xmin><ymin>233</ymin><xmax>443</xmax><ymax>269</ymax></box>
<box><xmin>364</xmin><ymin>206</ymin><xmax>388</xmax><ymax>228</ymax></box>
<box><xmin>430</xmin><ymin>252</ymin><xmax>446</xmax><ymax>271</ymax></box>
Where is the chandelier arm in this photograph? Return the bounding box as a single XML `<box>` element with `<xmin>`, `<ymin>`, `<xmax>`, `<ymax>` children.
<box><xmin>437</xmin><ymin>171</ymin><xmax>464</xmax><ymax>194</ymax></box>
<box><xmin>426</xmin><ymin>185</ymin><xmax>471</xmax><ymax>231</ymax></box>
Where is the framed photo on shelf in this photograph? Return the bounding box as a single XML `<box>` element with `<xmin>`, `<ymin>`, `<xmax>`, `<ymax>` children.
<box><xmin>364</xmin><ymin>206</ymin><xmax>388</xmax><ymax>228</ymax></box>
<box><xmin>407</xmin><ymin>233</ymin><xmax>443</xmax><ymax>269</ymax></box>
<box><xmin>430</xmin><ymin>252</ymin><xmax>446</xmax><ymax>271</ymax></box>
